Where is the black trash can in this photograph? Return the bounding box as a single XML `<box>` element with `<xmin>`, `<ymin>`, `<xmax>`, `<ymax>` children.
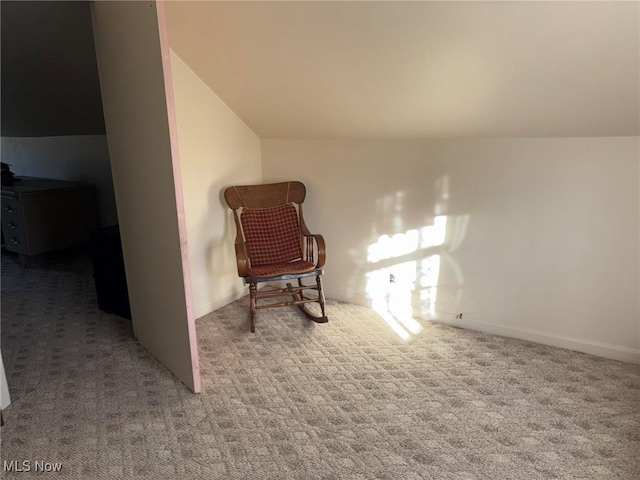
<box><xmin>91</xmin><ymin>226</ymin><xmax>131</xmax><ymax>319</ymax></box>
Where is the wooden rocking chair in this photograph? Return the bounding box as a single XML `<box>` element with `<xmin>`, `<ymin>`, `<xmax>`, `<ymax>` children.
<box><xmin>224</xmin><ymin>181</ymin><xmax>328</xmax><ymax>332</ymax></box>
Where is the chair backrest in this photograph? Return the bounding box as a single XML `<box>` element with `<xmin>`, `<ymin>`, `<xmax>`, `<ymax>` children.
<box><xmin>224</xmin><ymin>182</ymin><xmax>307</xmax><ymax>267</ymax></box>
<box><xmin>224</xmin><ymin>181</ymin><xmax>306</xmax><ymax>210</ymax></box>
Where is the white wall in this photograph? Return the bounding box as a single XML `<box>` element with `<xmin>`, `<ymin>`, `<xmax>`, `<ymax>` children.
<box><xmin>1</xmin><ymin>135</ymin><xmax>118</xmax><ymax>227</ymax></box>
<box><xmin>262</xmin><ymin>137</ymin><xmax>640</xmax><ymax>363</ymax></box>
<box><xmin>169</xmin><ymin>50</ymin><xmax>262</xmax><ymax>318</ymax></box>
<box><xmin>92</xmin><ymin>1</ymin><xmax>200</xmax><ymax>392</ymax></box>
<box><xmin>0</xmin><ymin>353</ymin><xmax>10</xmax><ymax>410</ymax></box>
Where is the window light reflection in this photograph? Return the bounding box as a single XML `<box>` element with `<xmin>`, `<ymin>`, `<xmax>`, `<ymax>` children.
<box><xmin>366</xmin><ymin>216</ymin><xmax>447</xmax><ymax>341</ymax></box>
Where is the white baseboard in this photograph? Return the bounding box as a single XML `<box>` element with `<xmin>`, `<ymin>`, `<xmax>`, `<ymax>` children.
<box><xmin>194</xmin><ymin>285</ymin><xmax>363</xmax><ymax>319</ymax></box>
<box><xmin>192</xmin><ymin>284</ymin><xmax>278</xmax><ymax>320</ymax></box>
<box><xmin>435</xmin><ymin>315</ymin><xmax>640</xmax><ymax>364</ymax></box>
<box><xmin>324</xmin><ymin>289</ymin><xmax>640</xmax><ymax>364</ymax></box>
<box><xmin>197</xmin><ymin>287</ymin><xmax>640</xmax><ymax>364</ymax></box>
<box><xmin>324</xmin><ymin>288</ymin><xmax>371</xmax><ymax>307</ymax></box>
<box><xmin>193</xmin><ymin>288</ymin><xmax>247</xmax><ymax>319</ymax></box>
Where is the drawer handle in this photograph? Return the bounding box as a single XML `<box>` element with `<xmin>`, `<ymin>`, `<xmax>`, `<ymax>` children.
<box><xmin>7</xmin><ymin>221</ymin><xmax>16</xmax><ymax>229</ymax></box>
<box><xmin>10</xmin><ymin>237</ymin><xmax>20</xmax><ymax>245</ymax></box>
<box><xmin>3</xmin><ymin>205</ymin><xmax>13</xmax><ymax>213</ymax></box>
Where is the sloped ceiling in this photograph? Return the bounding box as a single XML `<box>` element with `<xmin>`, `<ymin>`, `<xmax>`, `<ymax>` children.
<box><xmin>166</xmin><ymin>1</ymin><xmax>639</xmax><ymax>139</ymax></box>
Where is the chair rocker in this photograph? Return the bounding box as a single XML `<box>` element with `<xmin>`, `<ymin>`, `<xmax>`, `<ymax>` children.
<box><xmin>224</xmin><ymin>181</ymin><xmax>328</xmax><ymax>332</ymax></box>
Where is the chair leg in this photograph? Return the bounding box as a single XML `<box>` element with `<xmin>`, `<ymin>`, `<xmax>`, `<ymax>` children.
<box><xmin>292</xmin><ymin>276</ymin><xmax>328</xmax><ymax>323</ymax></box>
<box><xmin>249</xmin><ymin>283</ymin><xmax>257</xmax><ymax>333</ymax></box>
<box><xmin>316</xmin><ymin>275</ymin><xmax>327</xmax><ymax>319</ymax></box>
<box><xmin>295</xmin><ymin>278</ymin><xmax>304</xmax><ymax>300</ymax></box>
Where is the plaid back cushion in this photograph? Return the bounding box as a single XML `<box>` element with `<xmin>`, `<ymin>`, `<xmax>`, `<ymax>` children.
<box><xmin>241</xmin><ymin>204</ymin><xmax>303</xmax><ymax>267</ymax></box>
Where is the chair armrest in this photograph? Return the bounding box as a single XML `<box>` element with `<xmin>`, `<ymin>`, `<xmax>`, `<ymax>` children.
<box><xmin>235</xmin><ymin>241</ymin><xmax>250</xmax><ymax>277</ymax></box>
<box><xmin>304</xmin><ymin>233</ymin><xmax>326</xmax><ymax>268</ymax></box>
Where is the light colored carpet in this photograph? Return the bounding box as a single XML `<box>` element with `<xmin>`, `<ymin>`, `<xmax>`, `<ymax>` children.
<box><xmin>1</xmin><ymin>251</ymin><xmax>639</xmax><ymax>479</ymax></box>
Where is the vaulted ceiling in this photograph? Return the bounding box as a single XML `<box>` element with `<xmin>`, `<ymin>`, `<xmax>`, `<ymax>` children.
<box><xmin>166</xmin><ymin>1</ymin><xmax>639</xmax><ymax>139</ymax></box>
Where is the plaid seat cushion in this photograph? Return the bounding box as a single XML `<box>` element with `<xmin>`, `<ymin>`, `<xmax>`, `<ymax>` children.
<box><xmin>241</xmin><ymin>204</ymin><xmax>303</xmax><ymax>267</ymax></box>
<box><xmin>247</xmin><ymin>260</ymin><xmax>316</xmax><ymax>278</ymax></box>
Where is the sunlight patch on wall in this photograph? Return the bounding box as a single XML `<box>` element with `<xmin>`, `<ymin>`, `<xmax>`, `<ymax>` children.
<box><xmin>366</xmin><ymin>216</ymin><xmax>447</xmax><ymax>341</ymax></box>
<box><xmin>419</xmin><ymin>254</ymin><xmax>441</xmax><ymax>317</ymax></box>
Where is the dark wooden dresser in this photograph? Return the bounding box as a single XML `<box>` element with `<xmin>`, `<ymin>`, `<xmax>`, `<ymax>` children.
<box><xmin>1</xmin><ymin>177</ymin><xmax>98</xmax><ymax>265</ymax></box>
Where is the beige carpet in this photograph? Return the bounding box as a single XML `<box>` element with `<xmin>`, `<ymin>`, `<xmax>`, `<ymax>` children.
<box><xmin>1</xmin><ymin>251</ymin><xmax>639</xmax><ymax>479</ymax></box>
